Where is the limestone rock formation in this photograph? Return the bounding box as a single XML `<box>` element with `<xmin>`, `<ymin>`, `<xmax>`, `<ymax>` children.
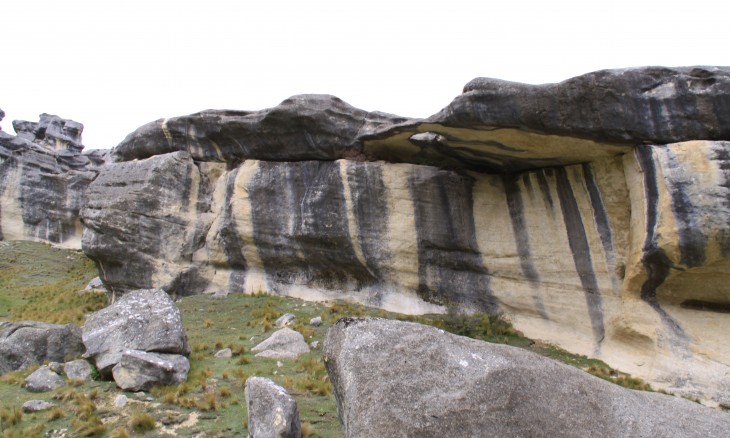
<box><xmin>0</xmin><ymin>321</ymin><xmax>84</xmax><ymax>375</ymax></box>
<box><xmin>323</xmin><ymin>318</ymin><xmax>730</xmax><ymax>437</ymax></box>
<box><xmin>74</xmin><ymin>66</ymin><xmax>730</xmax><ymax>403</ymax></box>
<box><xmin>81</xmin><ymin>288</ymin><xmax>190</xmax><ymax>375</ymax></box>
<box><xmin>245</xmin><ymin>376</ymin><xmax>301</xmax><ymax>438</ymax></box>
<box><xmin>0</xmin><ymin>112</ymin><xmax>99</xmax><ymax>247</ymax></box>
<box><xmin>24</xmin><ymin>365</ymin><xmax>65</xmax><ymax>392</ymax></box>
<box><xmin>63</xmin><ymin>359</ymin><xmax>93</xmax><ymax>381</ymax></box>
<box><xmin>251</xmin><ymin>328</ymin><xmax>310</xmax><ymax>360</ymax></box>
<box><xmin>111</xmin><ymin>349</ymin><xmax>190</xmax><ymax>391</ymax></box>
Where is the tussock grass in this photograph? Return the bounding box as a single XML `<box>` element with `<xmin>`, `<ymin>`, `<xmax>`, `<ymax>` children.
<box><xmin>0</xmin><ymin>242</ymin><xmax>677</xmax><ymax>438</ymax></box>
<box><xmin>128</xmin><ymin>412</ymin><xmax>156</xmax><ymax>432</ymax></box>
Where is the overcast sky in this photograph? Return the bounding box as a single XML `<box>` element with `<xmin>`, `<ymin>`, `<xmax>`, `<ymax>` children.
<box><xmin>2</xmin><ymin>0</ymin><xmax>728</xmax><ymax>149</ymax></box>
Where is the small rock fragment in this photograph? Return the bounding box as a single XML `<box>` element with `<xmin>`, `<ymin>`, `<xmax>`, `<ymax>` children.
<box><xmin>114</xmin><ymin>394</ymin><xmax>128</xmax><ymax>408</ymax></box>
<box><xmin>214</xmin><ymin>348</ymin><xmax>232</xmax><ymax>358</ymax></box>
<box><xmin>309</xmin><ymin>316</ymin><xmax>322</xmax><ymax>327</ymax></box>
<box><xmin>275</xmin><ymin>313</ymin><xmax>296</xmax><ymax>327</ymax></box>
<box><xmin>22</xmin><ymin>399</ymin><xmax>56</xmax><ymax>412</ymax></box>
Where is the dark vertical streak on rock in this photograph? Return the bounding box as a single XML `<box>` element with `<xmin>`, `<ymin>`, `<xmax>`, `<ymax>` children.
<box><xmin>634</xmin><ymin>147</ymin><xmax>688</xmax><ymax>339</ymax></box>
<box><xmin>249</xmin><ymin>161</ymin><xmax>375</xmax><ymax>292</ymax></box>
<box><xmin>410</xmin><ymin>167</ymin><xmax>497</xmax><ymax>312</ymax></box>
<box><xmin>661</xmin><ymin>149</ymin><xmax>706</xmax><ymax>267</ymax></box>
<box><xmin>554</xmin><ymin>168</ymin><xmax>605</xmax><ymax>349</ymax></box>
<box><xmin>535</xmin><ymin>170</ymin><xmax>555</xmax><ymax>214</ymax></box>
<box><xmin>581</xmin><ymin>163</ymin><xmax>617</xmax><ymax>290</ymax></box>
<box><xmin>218</xmin><ymin>167</ymin><xmax>247</xmax><ymax>289</ymax></box>
<box><xmin>713</xmin><ymin>144</ymin><xmax>730</xmax><ymax>256</ymax></box>
<box><xmin>345</xmin><ymin>162</ymin><xmax>390</xmax><ymax>280</ymax></box>
<box><xmin>502</xmin><ymin>173</ymin><xmax>548</xmax><ymax>319</ymax></box>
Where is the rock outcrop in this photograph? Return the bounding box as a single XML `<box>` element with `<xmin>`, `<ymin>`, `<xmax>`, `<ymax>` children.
<box><xmin>81</xmin><ymin>288</ymin><xmax>190</xmax><ymax>375</ymax></box>
<box><xmin>18</xmin><ymin>65</ymin><xmax>722</xmax><ymax>404</ymax></box>
<box><xmin>324</xmin><ymin>318</ymin><xmax>730</xmax><ymax>437</ymax></box>
<box><xmin>245</xmin><ymin>376</ymin><xmax>301</xmax><ymax>438</ymax></box>
<box><xmin>0</xmin><ymin>112</ymin><xmax>102</xmax><ymax>247</ymax></box>
<box><xmin>0</xmin><ymin>321</ymin><xmax>84</xmax><ymax>375</ymax></box>
<box><xmin>111</xmin><ymin>349</ymin><xmax>190</xmax><ymax>391</ymax></box>
<box><xmin>252</xmin><ymin>328</ymin><xmax>311</xmax><ymax>360</ymax></box>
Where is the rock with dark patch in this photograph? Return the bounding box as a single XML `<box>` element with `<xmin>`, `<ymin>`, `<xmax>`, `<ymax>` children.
<box><xmin>76</xmin><ymin>67</ymin><xmax>730</xmax><ymax>403</ymax></box>
<box><xmin>111</xmin><ymin>95</ymin><xmax>407</xmax><ymax>163</ymax></box>
<box><xmin>81</xmin><ymin>151</ymin><xmax>211</xmax><ymax>298</ymax></box>
<box><xmin>111</xmin><ymin>349</ymin><xmax>189</xmax><ymax>391</ymax></box>
<box><xmin>251</xmin><ymin>328</ymin><xmax>310</xmax><ymax>360</ymax></box>
<box><xmin>81</xmin><ymin>288</ymin><xmax>190</xmax><ymax>375</ymax></box>
<box><xmin>63</xmin><ymin>359</ymin><xmax>93</xmax><ymax>381</ymax></box>
<box><xmin>21</xmin><ymin>399</ymin><xmax>56</xmax><ymax>413</ymax></box>
<box><xmin>323</xmin><ymin>318</ymin><xmax>730</xmax><ymax>438</ymax></box>
<box><xmin>0</xmin><ymin>321</ymin><xmax>84</xmax><ymax>375</ymax></box>
<box><xmin>0</xmin><ymin>112</ymin><xmax>97</xmax><ymax>246</ymax></box>
<box><xmin>244</xmin><ymin>376</ymin><xmax>301</xmax><ymax>438</ymax></box>
<box><xmin>362</xmin><ymin>66</ymin><xmax>730</xmax><ymax>173</ymax></box>
<box><xmin>24</xmin><ymin>365</ymin><xmax>65</xmax><ymax>392</ymax></box>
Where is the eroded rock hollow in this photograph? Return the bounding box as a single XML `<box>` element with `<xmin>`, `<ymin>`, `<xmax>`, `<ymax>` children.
<box><xmin>2</xmin><ymin>66</ymin><xmax>729</xmax><ymax>404</ymax></box>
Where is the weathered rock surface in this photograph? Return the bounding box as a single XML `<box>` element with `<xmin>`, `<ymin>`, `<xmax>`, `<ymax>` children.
<box><xmin>21</xmin><ymin>399</ymin><xmax>56</xmax><ymax>413</ymax></box>
<box><xmin>81</xmin><ymin>288</ymin><xmax>190</xmax><ymax>375</ymax></box>
<box><xmin>24</xmin><ymin>365</ymin><xmax>65</xmax><ymax>392</ymax></box>
<box><xmin>111</xmin><ymin>95</ymin><xmax>406</xmax><ymax>163</ymax></box>
<box><xmin>63</xmin><ymin>359</ymin><xmax>93</xmax><ymax>381</ymax></box>
<box><xmin>275</xmin><ymin>313</ymin><xmax>295</xmax><ymax>327</ymax></box>
<box><xmin>251</xmin><ymin>328</ymin><xmax>310</xmax><ymax>360</ymax></box>
<box><xmin>81</xmin><ymin>151</ymin><xmax>210</xmax><ymax>298</ymax></box>
<box><xmin>0</xmin><ymin>321</ymin><xmax>83</xmax><ymax>375</ymax></box>
<box><xmin>111</xmin><ymin>349</ymin><xmax>189</xmax><ymax>391</ymax></box>
<box><xmin>67</xmin><ymin>66</ymin><xmax>730</xmax><ymax>402</ymax></box>
<box><xmin>0</xmin><ymin>113</ymin><xmax>99</xmax><ymax>247</ymax></box>
<box><xmin>324</xmin><ymin>318</ymin><xmax>730</xmax><ymax>437</ymax></box>
<box><xmin>244</xmin><ymin>376</ymin><xmax>301</xmax><ymax>438</ymax></box>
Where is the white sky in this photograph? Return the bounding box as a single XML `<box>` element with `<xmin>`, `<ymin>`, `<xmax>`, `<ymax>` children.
<box><xmin>2</xmin><ymin>0</ymin><xmax>728</xmax><ymax>149</ymax></box>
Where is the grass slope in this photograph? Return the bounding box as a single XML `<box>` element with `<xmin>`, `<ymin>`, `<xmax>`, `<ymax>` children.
<box><xmin>0</xmin><ymin>241</ymin><xmax>659</xmax><ymax>437</ymax></box>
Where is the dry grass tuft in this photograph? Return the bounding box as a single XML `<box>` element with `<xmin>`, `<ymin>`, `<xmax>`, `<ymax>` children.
<box><xmin>128</xmin><ymin>412</ymin><xmax>156</xmax><ymax>432</ymax></box>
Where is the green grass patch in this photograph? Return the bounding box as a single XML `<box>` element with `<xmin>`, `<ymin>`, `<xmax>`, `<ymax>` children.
<box><xmin>0</xmin><ymin>241</ymin><xmax>104</xmax><ymax>325</ymax></box>
<box><xmin>0</xmin><ymin>240</ymin><xmax>666</xmax><ymax>437</ymax></box>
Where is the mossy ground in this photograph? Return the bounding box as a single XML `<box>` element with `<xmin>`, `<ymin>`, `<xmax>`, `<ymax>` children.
<box><xmin>0</xmin><ymin>240</ymin><xmax>657</xmax><ymax>437</ymax></box>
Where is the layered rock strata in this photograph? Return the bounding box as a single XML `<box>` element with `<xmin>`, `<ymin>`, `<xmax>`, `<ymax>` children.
<box><xmin>74</xmin><ymin>66</ymin><xmax>730</xmax><ymax>403</ymax></box>
<box><xmin>0</xmin><ymin>112</ymin><xmax>104</xmax><ymax>247</ymax></box>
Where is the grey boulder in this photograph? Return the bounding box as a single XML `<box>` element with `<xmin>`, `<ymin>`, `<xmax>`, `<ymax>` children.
<box><xmin>252</xmin><ymin>328</ymin><xmax>310</xmax><ymax>360</ymax></box>
<box><xmin>0</xmin><ymin>321</ymin><xmax>83</xmax><ymax>375</ymax></box>
<box><xmin>63</xmin><ymin>359</ymin><xmax>93</xmax><ymax>381</ymax></box>
<box><xmin>111</xmin><ymin>349</ymin><xmax>190</xmax><ymax>391</ymax></box>
<box><xmin>323</xmin><ymin>318</ymin><xmax>730</xmax><ymax>438</ymax></box>
<box><xmin>22</xmin><ymin>400</ymin><xmax>56</xmax><ymax>413</ymax></box>
<box><xmin>81</xmin><ymin>288</ymin><xmax>190</xmax><ymax>375</ymax></box>
<box><xmin>24</xmin><ymin>366</ymin><xmax>64</xmax><ymax>392</ymax></box>
<box><xmin>275</xmin><ymin>313</ymin><xmax>296</xmax><ymax>327</ymax></box>
<box><xmin>245</xmin><ymin>376</ymin><xmax>301</xmax><ymax>438</ymax></box>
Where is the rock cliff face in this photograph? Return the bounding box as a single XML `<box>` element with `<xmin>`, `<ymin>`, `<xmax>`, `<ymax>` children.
<box><xmin>0</xmin><ymin>112</ymin><xmax>105</xmax><ymax>247</ymax></box>
<box><xmin>7</xmin><ymin>67</ymin><xmax>730</xmax><ymax>404</ymax></box>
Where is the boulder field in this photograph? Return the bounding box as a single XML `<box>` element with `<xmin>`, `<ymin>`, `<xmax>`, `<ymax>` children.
<box><xmin>1</xmin><ymin>66</ymin><xmax>729</xmax><ymax>404</ymax></box>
